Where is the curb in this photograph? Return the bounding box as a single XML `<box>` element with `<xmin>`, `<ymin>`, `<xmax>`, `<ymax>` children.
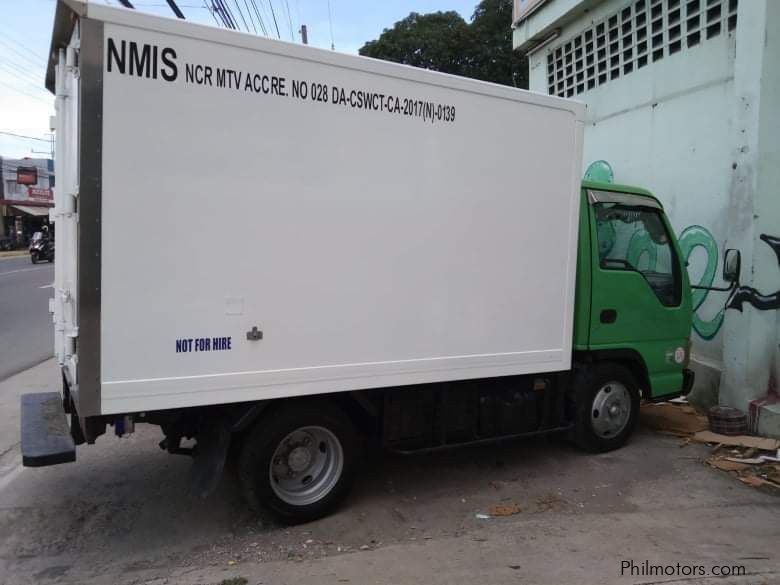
<box><xmin>0</xmin><ymin>251</ymin><xmax>29</xmax><ymax>260</ymax></box>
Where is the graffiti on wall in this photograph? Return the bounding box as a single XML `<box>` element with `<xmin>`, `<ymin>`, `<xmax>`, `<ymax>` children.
<box><xmin>583</xmin><ymin>163</ymin><xmax>779</xmax><ymax>339</ymax></box>
<box><xmin>677</xmin><ymin>225</ymin><xmax>725</xmax><ymax>340</ymax></box>
<box><xmin>628</xmin><ymin>226</ymin><xmax>780</xmax><ymax>339</ymax></box>
<box><xmin>727</xmin><ymin>234</ymin><xmax>780</xmax><ymax>312</ymax></box>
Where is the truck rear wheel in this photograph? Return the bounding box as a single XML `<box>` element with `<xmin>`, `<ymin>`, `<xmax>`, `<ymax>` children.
<box><xmin>573</xmin><ymin>363</ymin><xmax>640</xmax><ymax>453</ymax></box>
<box><xmin>238</xmin><ymin>401</ymin><xmax>357</xmax><ymax>524</ymax></box>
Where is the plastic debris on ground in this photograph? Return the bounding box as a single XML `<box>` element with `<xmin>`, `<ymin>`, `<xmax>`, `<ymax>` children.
<box><xmin>691</xmin><ymin>431</ymin><xmax>780</xmax><ymax>451</ymax></box>
<box><xmin>488</xmin><ymin>503</ymin><xmax>521</xmax><ymax>517</ymax></box>
<box><xmin>475</xmin><ymin>503</ymin><xmax>522</xmax><ymax>519</ymax></box>
<box><xmin>702</xmin><ymin>441</ymin><xmax>780</xmax><ymax>494</ymax></box>
<box><xmin>640</xmin><ymin>402</ymin><xmax>780</xmax><ymax>494</ymax></box>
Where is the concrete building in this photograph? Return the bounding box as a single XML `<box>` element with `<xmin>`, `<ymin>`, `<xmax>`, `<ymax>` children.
<box><xmin>0</xmin><ymin>157</ymin><xmax>54</xmax><ymax>244</ymax></box>
<box><xmin>513</xmin><ymin>0</ymin><xmax>780</xmax><ymax>435</ymax></box>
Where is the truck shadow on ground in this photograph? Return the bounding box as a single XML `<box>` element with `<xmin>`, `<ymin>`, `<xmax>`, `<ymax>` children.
<box><xmin>0</xmin><ymin>425</ymin><xmax>692</xmax><ymax>581</ymax></box>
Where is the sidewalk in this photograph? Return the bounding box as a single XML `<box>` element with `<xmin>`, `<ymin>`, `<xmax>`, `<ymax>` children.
<box><xmin>0</xmin><ymin>360</ymin><xmax>59</xmax><ymax>486</ymax></box>
<box><xmin>0</xmin><ymin>251</ymin><xmax>28</xmax><ymax>260</ymax></box>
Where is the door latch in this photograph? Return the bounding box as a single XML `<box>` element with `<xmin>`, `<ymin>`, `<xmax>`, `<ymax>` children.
<box><xmin>600</xmin><ymin>309</ymin><xmax>617</xmax><ymax>324</ymax></box>
<box><xmin>246</xmin><ymin>326</ymin><xmax>263</xmax><ymax>341</ymax></box>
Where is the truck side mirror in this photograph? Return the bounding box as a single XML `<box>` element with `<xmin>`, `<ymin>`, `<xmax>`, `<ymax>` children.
<box><xmin>723</xmin><ymin>249</ymin><xmax>741</xmax><ymax>283</ymax></box>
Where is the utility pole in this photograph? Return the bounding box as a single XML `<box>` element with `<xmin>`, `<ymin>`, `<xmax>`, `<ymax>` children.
<box><xmin>299</xmin><ymin>24</ymin><xmax>308</xmax><ymax>45</ymax></box>
<box><xmin>30</xmin><ymin>133</ymin><xmax>55</xmax><ymax>160</ymax></box>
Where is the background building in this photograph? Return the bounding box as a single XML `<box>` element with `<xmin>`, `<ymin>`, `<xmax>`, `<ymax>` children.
<box><xmin>0</xmin><ymin>156</ymin><xmax>54</xmax><ymax>246</ymax></box>
<box><xmin>513</xmin><ymin>0</ymin><xmax>780</xmax><ymax>435</ymax></box>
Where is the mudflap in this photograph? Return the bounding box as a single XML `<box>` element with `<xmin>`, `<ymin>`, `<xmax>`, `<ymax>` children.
<box><xmin>682</xmin><ymin>368</ymin><xmax>695</xmax><ymax>395</ymax></box>
<box><xmin>21</xmin><ymin>392</ymin><xmax>76</xmax><ymax>467</ymax></box>
<box><xmin>189</xmin><ymin>422</ymin><xmax>231</xmax><ymax>499</ymax></box>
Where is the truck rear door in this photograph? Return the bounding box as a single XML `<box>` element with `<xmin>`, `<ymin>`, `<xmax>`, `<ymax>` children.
<box><xmin>51</xmin><ymin>21</ymin><xmax>80</xmax><ymax>387</ymax></box>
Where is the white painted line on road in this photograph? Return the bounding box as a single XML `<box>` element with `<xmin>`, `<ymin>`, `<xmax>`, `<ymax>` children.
<box><xmin>0</xmin><ymin>457</ymin><xmax>22</xmax><ymax>493</ymax></box>
<box><xmin>0</xmin><ymin>266</ymin><xmax>51</xmax><ymax>277</ymax></box>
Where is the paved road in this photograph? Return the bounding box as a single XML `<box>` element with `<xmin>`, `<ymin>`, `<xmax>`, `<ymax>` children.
<box><xmin>0</xmin><ymin>256</ymin><xmax>54</xmax><ymax>382</ymax></box>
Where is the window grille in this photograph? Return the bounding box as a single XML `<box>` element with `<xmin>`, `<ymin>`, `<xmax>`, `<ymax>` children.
<box><xmin>546</xmin><ymin>0</ymin><xmax>738</xmax><ymax>98</ymax></box>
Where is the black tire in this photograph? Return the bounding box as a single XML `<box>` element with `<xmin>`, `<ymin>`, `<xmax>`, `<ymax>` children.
<box><xmin>30</xmin><ymin>252</ymin><xmax>38</xmax><ymax>264</ymax></box>
<box><xmin>572</xmin><ymin>363</ymin><xmax>640</xmax><ymax>453</ymax></box>
<box><xmin>238</xmin><ymin>401</ymin><xmax>358</xmax><ymax>524</ymax></box>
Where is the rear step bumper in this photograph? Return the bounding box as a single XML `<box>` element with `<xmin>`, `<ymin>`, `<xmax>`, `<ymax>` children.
<box><xmin>21</xmin><ymin>392</ymin><xmax>76</xmax><ymax>467</ymax></box>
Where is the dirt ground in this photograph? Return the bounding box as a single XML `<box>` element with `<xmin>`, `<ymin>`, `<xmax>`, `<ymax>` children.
<box><xmin>0</xmin><ymin>361</ymin><xmax>778</xmax><ymax>585</ymax></box>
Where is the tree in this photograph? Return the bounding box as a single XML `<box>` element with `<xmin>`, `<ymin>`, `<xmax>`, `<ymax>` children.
<box><xmin>359</xmin><ymin>12</ymin><xmax>472</xmax><ymax>76</ymax></box>
<box><xmin>468</xmin><ymin>0</ymin><xmax>526</xmax><ymax>87</ymax></box>
<box><xmin>359</xmin><ymin>0</ymin><xmax>527</xmax><ymax>88</ymax></box>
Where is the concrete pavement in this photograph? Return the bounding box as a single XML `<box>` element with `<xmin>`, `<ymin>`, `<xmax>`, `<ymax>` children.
<box><xmin>0</xmin><ymin>255</ymin><xmax>54</xmax><ymax>381</ymax></box>
<box><xmin>0</xmin><ymin>360</ymin><xmax>778</xmax><ymax>585</ymax></box>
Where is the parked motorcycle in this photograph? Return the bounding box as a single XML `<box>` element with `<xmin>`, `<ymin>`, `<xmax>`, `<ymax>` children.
<box><xmin>29</xmin><ymin>232</ymin><xmax>54</xmax><ymax>264</ymax></box>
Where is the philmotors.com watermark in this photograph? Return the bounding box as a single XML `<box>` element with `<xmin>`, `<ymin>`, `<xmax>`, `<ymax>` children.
<box><xmin>621</xmin><ymin>560</ymin><xmax>747</xmax><ymax>578</ymax></box>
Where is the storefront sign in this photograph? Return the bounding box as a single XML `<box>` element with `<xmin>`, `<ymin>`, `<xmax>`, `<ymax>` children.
<box><xmin>16</xmin><ymin>167</ymin><xmax>38</xmax><ymax>185</ymax></box>
<box><xmin>28</xmin><ymin>187</ymin><xmax>53</xmax><ymax>201</ymax></box>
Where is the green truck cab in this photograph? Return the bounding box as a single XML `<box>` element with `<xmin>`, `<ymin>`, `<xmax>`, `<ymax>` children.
<box><xmin>570</xmin><ymin>180</ymin><xmax>694</xmax><ymax>450</ymax></box>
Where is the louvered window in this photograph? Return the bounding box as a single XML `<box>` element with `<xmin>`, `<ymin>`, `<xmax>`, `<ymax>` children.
<box><xmin>546</xmin><ymin>0</ymin><xmax>738</xmax><ymax>98</ymax></box>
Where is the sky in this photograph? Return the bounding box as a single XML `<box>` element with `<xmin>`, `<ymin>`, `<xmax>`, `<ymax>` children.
<box><xmin>0</xmin><ymin>0</ymin><xmax>479</xmax><ymax>159</ymax></box>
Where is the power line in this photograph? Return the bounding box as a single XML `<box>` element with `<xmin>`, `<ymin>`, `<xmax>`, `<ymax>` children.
<box><xmin>214</xmin><ymin>0</ymin><xmax>237</xmax><ymax>29</ymax></box>
<box><xmin>0</xmin><ymin>131</ymin><xmax>52</xmax><ymax>143</ymax></box>
<box><xmin>0</xmin><ymin>29</ymin><xmax>48</xmax><ymax>62</ymax></box>
<box><xmin>232</xmin><ymin>0</ymin><xmax>250</xmax><ymax>31</ymax></box>
<box><xmin>0</xmin><ymin>39</ymin><xmax>47</xmax><ymax>70</ymax></box>
<box><xmin>0</xmin><ymin>64</ymin><xmax>50</xmax><ymax>97</ymax></box>
<box><xmin>132</xmin><ymin>2</ymin><xmax>211</xmax><ymax>6</ymax></box>
<box><xmin>0</xmin><ymin>57</ymin><xmax>46</xmax><ymax>86</ymax></box>
<box><xmin>326</xmin><ymin>0</ymin><xmax>335</xmax><ymax>50</ymax></box>
<box><xmin>241</xmin><ymin>0</ymin><xmax>258</xmax><ymax>33</ymax></box>
<box><xmin>248</xmin><ymin>0</ymin><xmax>268</xmax><ymax>35</ymax></box>
<box><xmin>294</xmin><ymin>0</ymin><xmax>302</xmax><ymax>28</ymax></box>
<box><xmin>0</xmin><ymin>81</ymin><xmax>52</xmax><ymax>104</ymax></box>
<box><xmin>266</xmin><ymin>0</ymin><xmax>281</xmax><ymax>38</ymax></box>
<box><xmin>258</xmin><ymin>0</ymin><xmax>275</xmax><ymax>36</ymax></box>
<box><xmin>203</xmin><ymin>0</ymin><xmax>220</xmax><ymax>25</ymax></box>
<box><xmin>223</xmin><ymin>0</ymin><xmax>240</xmax><ymax>29</ymax></box>
<box><xmin>294</xmin><ymin>0</ymin><xmax>305</xmax><ymax>43</ymax></box>
<box><xmin>283</xmin><ymin>0</ymin><xmax>294</xmax><ymax>40</ymax></box>
<box><xmin>0</xmin><ymin>74</ymin><xmax>51</xmax><ymax>105</ymax></box>
<box><xmin>210</xmin><ymin>0</ymin><xmax>228</xmax><ymax>27</ymax></box>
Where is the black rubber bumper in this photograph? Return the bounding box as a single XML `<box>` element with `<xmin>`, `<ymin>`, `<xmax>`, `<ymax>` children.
<box><xmin>21</xmin><ymin>392</ymin><xmax>76</xmax><ymax>467</ymax></box>
<box><xmin>682</xmin><ymin>368</ymin><xmax>695</xmax><ymax>396</ymax></box>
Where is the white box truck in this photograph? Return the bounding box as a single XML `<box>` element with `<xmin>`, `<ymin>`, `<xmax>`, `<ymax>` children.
<box><xmin>23</xmin><ymin>0</ymin><xmax>697</xmax><ymax>523</ymax></box>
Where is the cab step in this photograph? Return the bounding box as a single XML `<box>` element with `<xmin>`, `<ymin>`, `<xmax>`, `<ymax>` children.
<box><xmin>21</xmin><ymin>392</ymin><xmax>76</xmax><ymax>467</ymax></box>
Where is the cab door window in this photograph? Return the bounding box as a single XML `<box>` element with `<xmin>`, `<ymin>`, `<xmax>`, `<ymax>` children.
<box><xmin>594</xmin><ymin>202</ymin><xmax>681</xmax><ymax>307</ymax></box>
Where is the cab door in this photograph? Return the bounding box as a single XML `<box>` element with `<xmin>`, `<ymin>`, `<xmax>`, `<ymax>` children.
<box><xmin>586</xmin><ymin>189</ymin><xmax>692</xmax><ymax>398</ymax></box>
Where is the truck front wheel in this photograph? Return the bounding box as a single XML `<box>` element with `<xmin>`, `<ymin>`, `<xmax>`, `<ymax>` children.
<box><xmin>238</xmin><ymin>401</ymin><xmax>357</xmax><ymax>524</ymax></box>
<box><xmin>573</xmin><ymin>363</ymin><xmax>640</xmax><ymax>452</ymax></box>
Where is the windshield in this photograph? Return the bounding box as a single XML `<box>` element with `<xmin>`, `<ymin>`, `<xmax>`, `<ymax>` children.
<box><xmin>594</xmin><ymin>202</ymin><xmax>682</xmax><ymax>306</ymax></box>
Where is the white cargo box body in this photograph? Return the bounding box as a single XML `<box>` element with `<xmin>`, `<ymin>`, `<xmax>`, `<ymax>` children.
<box><xmin>49</xmin><ymin>1</ymin><xmax>584</xmax><ymax>417</ymax></box>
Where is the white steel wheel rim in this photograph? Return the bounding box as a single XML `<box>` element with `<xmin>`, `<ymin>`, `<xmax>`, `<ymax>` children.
<box><xmin>591</xmin><ymin>381</ymin><xmax>631</xmax><ymax>439</ymax></box>
<box><xmin>269</xmin><ymin>426</ymin><xmax>344</xmax><ymax>506</ymax></box>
